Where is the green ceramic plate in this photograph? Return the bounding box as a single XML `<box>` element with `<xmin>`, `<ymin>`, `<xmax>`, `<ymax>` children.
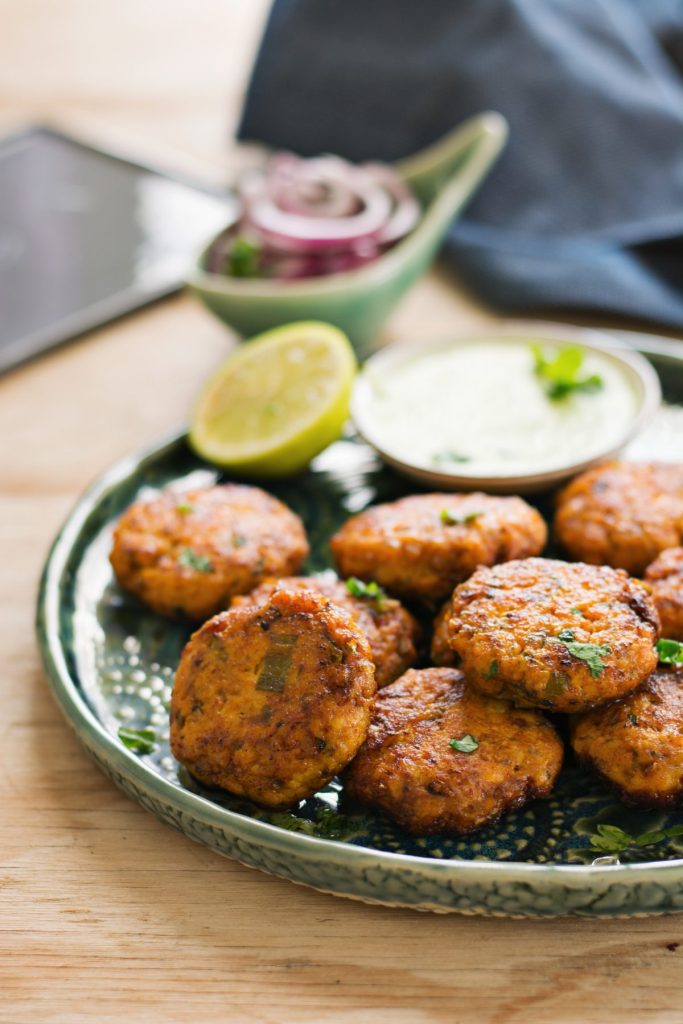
<box><xmin>37</xmin><ymin>336</ymin><xmax>683</xmax><ymax>917</ymax></box>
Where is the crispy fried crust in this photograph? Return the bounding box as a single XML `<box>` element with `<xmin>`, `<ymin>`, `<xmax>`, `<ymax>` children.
<box><xmin>645</xmin><ymin>547</ymin><xmax>683</xmax><ymax>642</ymax></box>
<box><xmin>330</xmin><ymin>493</ymin><xmax>547</xmax><ymax>603</ymax></box>
<box><xmin>430</xmin><ymin>600</ymin><xmax>460</xmax><ymax>668</ymax></box>
<box><xmin>572</xmin><ymin>668</ymin><xmax>683</xmax><ymax>808</ymax></box>
<box><xmin>555</xmin><ymin>461</ymin><xmax>683</xmax><ymax>576</ymax></box>
<box><xmin>231</xmin><ymin>575</ymin><xmax>420</xmax><ymax>688</ymax></box>
<box><xmin>170</xmin><ymin>586</ymin><xmax>376</xmax><ymax>808</ymax></box>
<box><xmin>110</xmin><ymin>484</ymin><xmax>309</xmax><ymax>620</ymax></box>
<box><xmin>448</xmin><ymin>558</ymin><xmax>660</xmax><ymax>713</ymax></box>
<box><xmin>344</xmin><ymin>668</ymin><xmax>563</xmax><ymax>836</ymax></box>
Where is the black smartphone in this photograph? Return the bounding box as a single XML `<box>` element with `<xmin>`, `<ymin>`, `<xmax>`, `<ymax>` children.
<box><xmin>0</xmin><ymin>126</ymin><xmax>235</xmax><ymax>375</ymax></box>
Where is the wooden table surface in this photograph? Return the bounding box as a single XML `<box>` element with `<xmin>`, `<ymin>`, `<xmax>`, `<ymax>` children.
<box><xmin>2</xmin><ymin>3</ymin><xmax>683</xmax><ymax>1021</ymax></box>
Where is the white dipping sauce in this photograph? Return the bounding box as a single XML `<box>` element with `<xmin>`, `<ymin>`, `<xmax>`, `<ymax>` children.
<box><xmin>357</xmin><ymin>339</ymin><xmax>640</xmax><ymax>476</ymax></box>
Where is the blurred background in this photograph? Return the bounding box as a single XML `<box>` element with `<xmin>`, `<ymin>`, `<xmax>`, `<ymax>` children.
<box><xmin>0</xmin><ymin>0</ymin><xmax>502</xmax><ymax>395</ymax></box>
<box><xmin>0</xmin><ymin>1</ymin><xmax>270</xmax><ymax>175</ymax></box>
<box><xmin>4</xmin><ymin>0</ymin><xmax>683</xmax><ymax>479</ymax></box>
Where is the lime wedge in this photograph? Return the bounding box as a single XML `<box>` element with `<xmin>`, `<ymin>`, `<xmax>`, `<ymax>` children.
<box><xmin>189</xmin><ymin>322</ymin><xmax>357</xmax><ymax>477</ymax></box>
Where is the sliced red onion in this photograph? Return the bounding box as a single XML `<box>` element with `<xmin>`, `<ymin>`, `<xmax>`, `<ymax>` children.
<box><xmin>209</xmin><ymin>150</ymin><xmax>420</xmax><ymax>280</ymax></box>
<box><xmin>268</xmin><ymin>154</ymin><xmax>362</xmax><ymax>219</ymax></box>
<box><xmin>246</xmin><ymin>172</ymin><xmax>392</xmax><ymax>252</ymax></box>
<box><xmin>262</xmin><ymin>243</ymin><xmax>383</xmax><ymax>279</ymax></box>
<box><xmin>364</xmin><ymin>162</ymin><xmax>422</xmax><ymax>245</ymax></box>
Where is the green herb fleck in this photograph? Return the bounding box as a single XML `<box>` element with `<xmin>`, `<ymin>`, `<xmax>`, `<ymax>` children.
<box><xmin>657</xmin><ymin>638</ymin><xmax>683</xmax><ymax>665</ymax></box>
<box><xmin>346</xmin><ymin>577</ymin><xmax>390</xmax><ymax>611</ymax></box>
<box><xmin>449</xmin><ymin>734</ymin><xmax>479</xmax><ymax>754</ymax></box>
<box><xmin>327</xmin><ymin>640</ymin><xmax>345</xmax><ymax>665</ymax></box>
<box><xmin>484</xmin><ymin>660</ymin><xmax>498</xmax><ymax>680</ymax></box>
<box><xmin>570</xmin><ymin>607</ymin><xmax>583</xmax><ymax>617</ymax></box>
<box><xmin>232</xmin><ymin>533</ymin><xmax>247</xmax><ymax>548</ymax></box>
<box><xmin>118</xmin><ymin>727</ymin><xmax>156</xmax><ymax>754</ymax></box>
<box><xmin>440</xmin><ymin>509</ymin><xmax>482</xmax><ymax>526</ymax></box>
<box><xmin>589</xmin><ymin>822</ymin><xmax>683</xmax><ymax>856</ymax></box>
<box><xmin>227</xmin><ymin>236</ymin><xmax>261</xmax><ymax>278</ymax></box>
<box><xmin>432</xmin><ymin>450</ymin><xmax>471</xmax><ymax>466</ymax></box>
<box><xmin>314</xmin><ymin>805</ymin><xmax>355</xmax><ymax>838</ymax></box>
<box><xmin>255</xmin><ymin>633</ymin><xmax>298</xmax><ymax>693</ymax></box>
<box><xmin>627</xmin><ymin>713</ymin><xmax>639</xmax><ymax>726</ymax></box>
<box><xmin>531</xmin><ymin>343</ymin><xmax>604</xmax><ymax>401</ymax></box>
<box><xmin>555</xmin><ymin>629</ymin><xmax>610</xmax><ymax>678</ymax></box>
<box><xmin>544</xmin><ymin>670</ymin><xmax>570</xmax><ymax>697</ymax></box>
<box><xmin>177</xmin><ymin>547</ymin><xmax>213</xmax><ymax>573</ymax></box>
<box><xmin>176</xmin><ymin>503</ymin><xmax>194</xmax><ymax>515</ymax></box>
<box><xmin>270</xmin><ymin>804</ymin><xmax>361</xmax><ymax>840</ymax></box>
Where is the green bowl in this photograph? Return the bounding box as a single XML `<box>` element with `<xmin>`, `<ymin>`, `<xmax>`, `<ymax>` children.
<box><xmin>187</xmin><ymin>112</ymin><xmax>508</xmax><ymax>359</ymax></box>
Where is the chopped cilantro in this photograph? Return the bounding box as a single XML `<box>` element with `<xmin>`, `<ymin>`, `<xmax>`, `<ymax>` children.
<box><xmin>176</xmin><ymin>503</ymin><xmax>194</xmax><ymax>515</ymax></box>
<box><xmin>270</xmin><ymin>805</ymin><xmax>361</xmax><ymax>839</ymax></box>
<box><xmin>255</xmin><ymin>633</ymin><xmax>298</xmax><ymax>693</ymax></box>
<box><xmin>570</xmin><ymin>607</ymin><xmax>583</xmax><ymax>617</ymax></box>
<box><xmin>327</xmin><ymin>640</ymin><xmax>345</xmax><ymax>665</ymax></box>
<box><xmin>531</xmin><ymin>343</ymin><xmax>604</xmax><ymax>401</ymax></box>
<box><xmin>484</xmin><ymin>660</ymin><xmax>498</xmax><ymax>680</ymax></box>
<box><xmin>118</xmin><ymin>726</ymin><xmax>156</xmax><ymax>754</ymax></box>
<box><xmin>432</xmin><ymin>450</ymin><xmax>471</xmax><ymax>466</ymax></box>
<box><xmin>177</xmin><ymin>547</ymin><xmax>213</xmax><ymax>573</ymax></box>
<box><xmin>227</xmin><ymin>236</ymin><xmax>261</xmax><ymax>278</ymax></box>
<box><xmin>555</xmin><ymin>629</ymin><xmax>610</xmax><ymax>678</ymax></box>
<box><xmin>590</xmin><ymin>822</ymin><xmax>683</xmax><ymax>856</ymax></box>
<box><xmin>346</xmin><ymin>576</ymin><xmax>390</xmax><ymax>610</ymax></box>
<box><xmin>449</xmin><ymin>734</ymin><xmax>479</xmax><ymax>754</ymax></box>
<box><xmin>440</xmin><ymin>509</ymin><xmax>482</xmax><ymax>526</ymax></box>
<box><xmin>544</xmin><ymin>670</ymin><xmax>570</xmax><ymax>697</ymax></box>
<box><xmin>269</xmin><ymin>813</ymin><xmax>317</xmax><ymax>836</ymax></box>
<box><xmin>627</xmin><ymin>713</ymin><xmax>639</xmax><ymax>726</ymax></box>
<box><xmin>657</xmin><ymin>638</ymin><xmax>683</xmax><ymax>665</ymax></box>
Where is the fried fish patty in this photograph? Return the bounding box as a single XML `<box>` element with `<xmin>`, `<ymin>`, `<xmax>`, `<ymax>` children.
<box><xmin>232</xmin><ymin>575</ymin><xmax>420</xmax><ymax>687</ymax></box>
<box><xmin>170</xmin><ymin>586</ymin><xmax>376</xmax><ymax>808</ymax></box>
<box><xmin>555</xmin><ymin>461</ymin><xmax>683</xmax><ymax>576</ymax></box>
<box><xmin>110</xmin><ymin>483</ymin><xmax>309</xmax><ymax>620</ymax></box>
<box><xmin>644</xmin><ymin>547</ymin><xmax>683</xmax><ymax>642</ymax></box>
<box><xmin>330</xmin><ymin>493</ymin><xmax>547</xmax><ymax>603</ymax></box>
<box><xmin>344</xmin><ymin>668</ymin><xmax>563</xmax><ymax>836</ymax></box>
<box><xmin>572</xmin><ymin>668</ymin><xmax>683</xmax><ymax>808</ymax></box>
<box><xmin>430</xmin><ymin>600</ymin><xmax>460</xmax><ymax>668</ymax></box>
<box><xmin>448</xmin><ymin>558</ymin><xmax>660</xmax><ymax>713</ymax></box>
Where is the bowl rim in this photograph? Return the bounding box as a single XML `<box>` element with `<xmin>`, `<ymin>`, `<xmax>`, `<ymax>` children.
<box><xmin>35</xmin><ymin>428</ymin><xmax>683</xmax><ymax>882</ymax></box>
<box><xmin>350</xmin><ymin>322</ymin><xmax>662</xmax><ymax>491</ymax></box>
<box><xmin>186</xmin><ymin>112</ymin><xmax>508</xmax><ymax>300</ymax></box>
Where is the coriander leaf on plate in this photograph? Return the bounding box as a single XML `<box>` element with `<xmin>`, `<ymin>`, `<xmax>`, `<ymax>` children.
<box><xmin>118</xmin><ymin>726</ymin><xmax>157</xmax><ymax>754</ymax></box>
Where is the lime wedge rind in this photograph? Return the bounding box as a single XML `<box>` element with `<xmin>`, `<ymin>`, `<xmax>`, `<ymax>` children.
<box><xmin>189</xmin><ymin>322</ymin><xmax>357</xmax><ymax>477</ymax></box>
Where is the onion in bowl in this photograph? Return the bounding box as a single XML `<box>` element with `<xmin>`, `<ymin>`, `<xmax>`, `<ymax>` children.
<box><xmin>206</xmin><ymin>152</ymin><xmax>421</xmax><ymax>280</ymax></box>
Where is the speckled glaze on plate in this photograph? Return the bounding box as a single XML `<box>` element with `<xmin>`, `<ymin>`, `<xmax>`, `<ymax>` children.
<box><xmin>36</xmin><ymin>337</ymin><xmax>683</xmax><ymax>916</ymax></box>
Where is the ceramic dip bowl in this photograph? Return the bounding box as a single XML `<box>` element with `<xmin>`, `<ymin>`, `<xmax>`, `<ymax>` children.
<box><xmin>351</xmin><ymin>323</ymin><xmax>661</xmax><ymax>493</ymax></box>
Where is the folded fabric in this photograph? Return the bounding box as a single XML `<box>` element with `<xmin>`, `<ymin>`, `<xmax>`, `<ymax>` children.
<box><xmin>238</xmin><ymin>0</ymin><xmax>683</xmax><ymax>328</ymax></box>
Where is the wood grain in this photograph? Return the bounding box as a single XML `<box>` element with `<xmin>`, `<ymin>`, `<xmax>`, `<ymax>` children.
<box><xmin>1</xmin><ymin>2</ymin><xmax>682</xmax><ymax>1021</ymax></box>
